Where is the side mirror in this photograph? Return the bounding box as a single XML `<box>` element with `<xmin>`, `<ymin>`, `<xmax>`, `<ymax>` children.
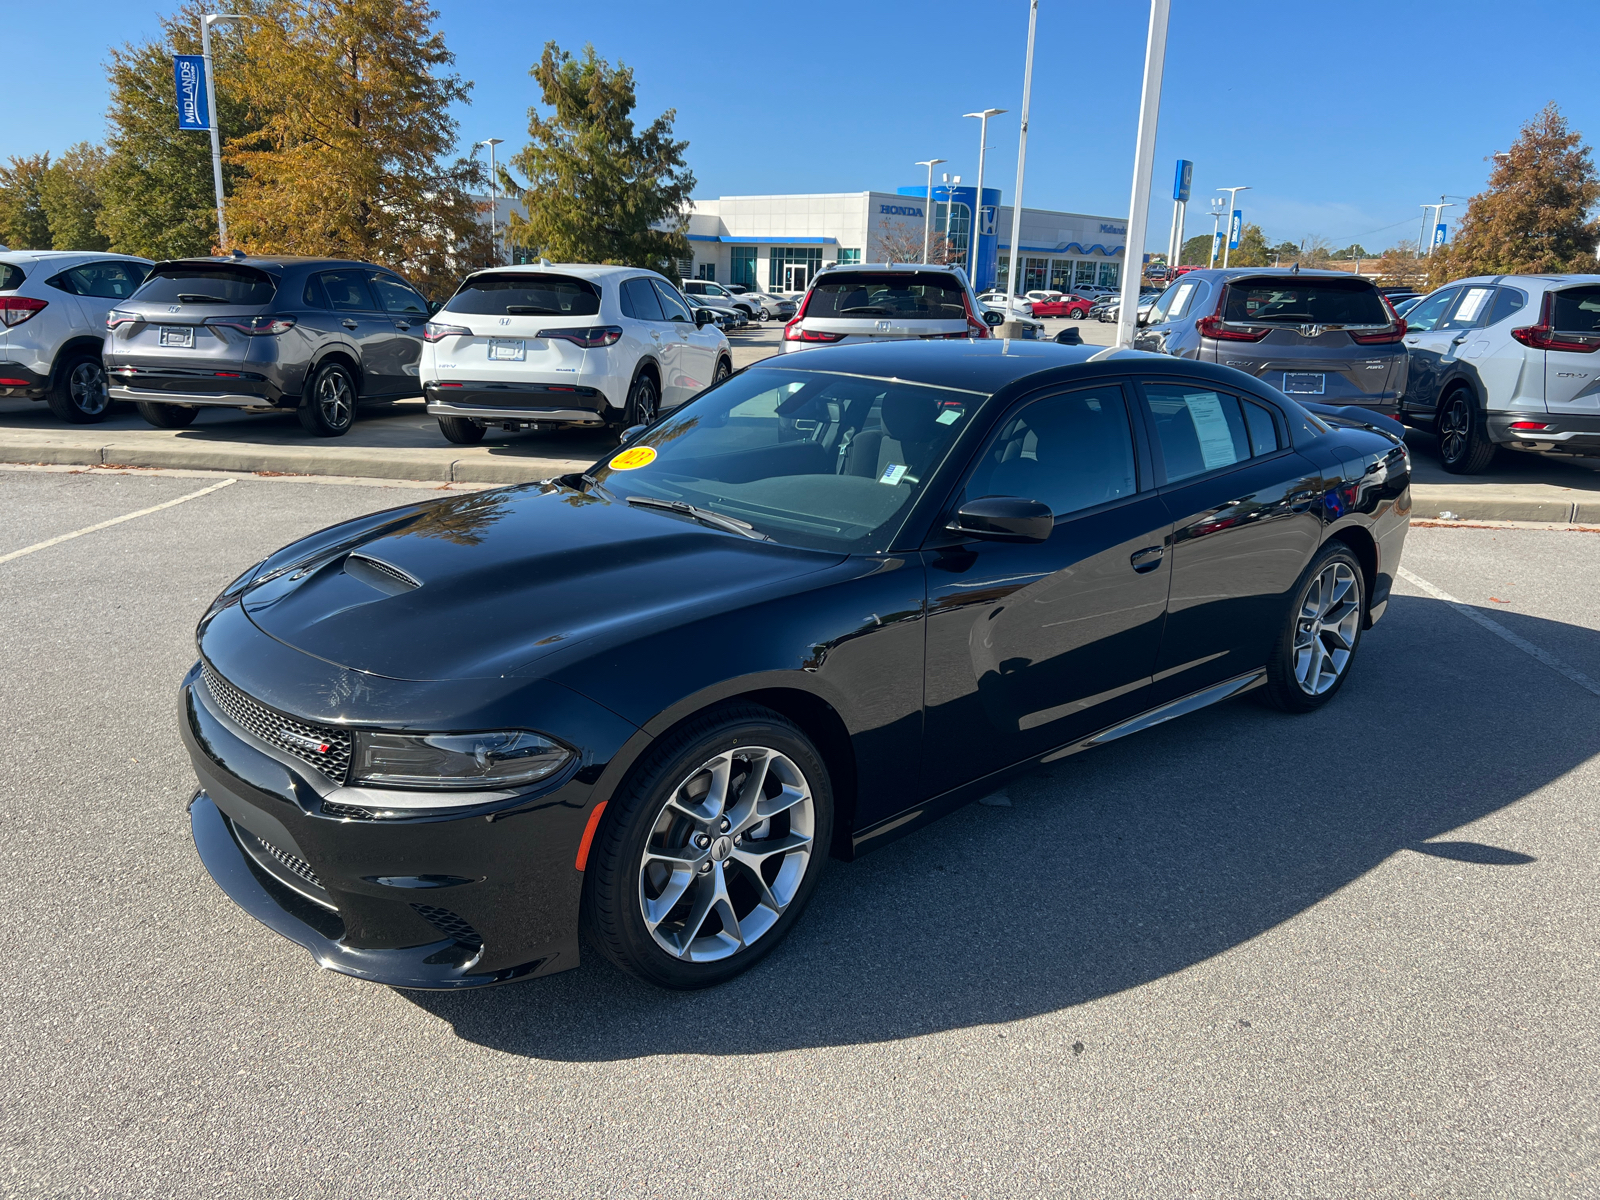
<box><xmin>983</xmin><ymin>310</ymin><xmax>1004</xmax><ymax>327</ymax></box>
<box><xmin>620</xmin><ymin>423</ymin><xmax>647</xmax><ymax>442</ymax></box>
<box><xmin>428</xmin><ymin>299</ymin><xmax>443</xmax><ymax>316</ymax></box>
<box><xmin>1137</xmin><ymin>310</ymin><xmax>1151</xmax><ymax>327</ymax></box>
<box><xmin>947</xmin><ymin>496</ymin><xmax>1054</xmax><ymax>543</ymax></box>
<box><xmin>694</xmin><ymin>308</ymin><xmax>714</xmax><ymax>327</ymax></box>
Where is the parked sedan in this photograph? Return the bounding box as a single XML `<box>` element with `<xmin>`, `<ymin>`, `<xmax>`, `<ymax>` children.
<box><xmin>180</xmin><ymin>339</ymin><xmax>1409</xmax><ymax>992</ymax></box>
<box><xmin>1030</xmin><ymin>293</ymin><xmax>1093</xmax><ymax>319</ymax></box>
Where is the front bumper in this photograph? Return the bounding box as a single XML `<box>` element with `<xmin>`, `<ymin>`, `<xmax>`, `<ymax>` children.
<box><xmin>0</xmin><ymin>361</ymin><xmax>47</xmax><ymax>399</ymax></box>
<box><xmin>1488</xmin><ymin>411</ymin><xmax>1600</xmax><ymax>451</ymax></box>
<box><xmin>424</xmin><ymin>380</ymin><xmax>611</xmax><ymax>425</ymax></box>
<box><xmin>180</xmin><ymin>661</ymin><xmax>598</xmax><ymax>988</ymax></box>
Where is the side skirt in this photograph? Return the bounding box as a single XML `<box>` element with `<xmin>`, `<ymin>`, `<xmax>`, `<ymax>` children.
<box><xmin>849</xmin><ymin>669</ymin><xmax>1267</xmax><ymax>858</ymax></box>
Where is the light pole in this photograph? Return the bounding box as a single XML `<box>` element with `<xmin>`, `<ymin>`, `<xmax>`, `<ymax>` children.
<box><xmin>480</xmin><ymin>138</ymin><xmax>505</xmax><ymax>265</ymax></box>
<box><xmin>1004</xmin><ymin>0</ymin><xmax>1040</xmax><ymax>303</ymax></box>
<box><xmin>937</xmin><ymin>174</ymin><xmax>962</xmax><ymax>263</ymax></box>
<box><xmin>1419</xmin><ymin>197</ymin><xmax>1454</xmax><ymax>256</ymax></box>
<box><xmin>1217</xmin><ymin>185</ymin><xmax>1250</xmax><ymax>269</ymax></box>
<box><xmin>1115</xmin><ymin>0</ymin><xmax>1171</xmax><ymax>348</ymax></box>
<box><xmin>1208</xmin><ymin>200</ymin><xmax>1225</xmax><ymax>268</ymax></box>
<box><xmin>915</xmin><ymin>158</ymin><xmax>946</xmax><ymax>263</ymax></box>
<box><xmin>200</xmin><ymin>12</ymin><xmax>245</xmax><ymax>250</ymax></box>
<box><xmin>963</xmin><ymin>109</ymin><xmax>1005</xmax><ymax>287</ymax></box>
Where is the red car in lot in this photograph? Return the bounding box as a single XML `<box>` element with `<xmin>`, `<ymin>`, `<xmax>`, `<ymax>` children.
<box><xmin>1029</xmin><ymin>293</ymin><xmax>1093</xmax><ymax>320</ymax></box>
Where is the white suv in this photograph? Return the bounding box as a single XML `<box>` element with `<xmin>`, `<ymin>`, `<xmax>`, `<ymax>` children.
<box><xmin>0</xmin><ymin>250</ymin><xmax>153</xmax><ymax>422</ymax></box>
<box><xmin>420</xmin><ymin>263</ymin><xmax>731</xmax><ymax>444</ymax></box>
<box><xmin>783</xmin><ymin>263</ymin><xmax>1001</xmax><ymax>352</ymax></box>
<box><xmin>681</xmin><ymin>278</ymin><xmax>759</xmax><ymax>319</ymax></box>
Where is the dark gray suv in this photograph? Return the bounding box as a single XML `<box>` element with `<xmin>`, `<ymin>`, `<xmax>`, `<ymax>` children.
<box><xmin>1132</xmin><ymin>268</ymin><xmax>1407</xmax><ymax>416</ymax></box>
<box><xmin>104</xmin><ymin>255</ymin><xmax>435</xmax><ymax>436</ymax></box>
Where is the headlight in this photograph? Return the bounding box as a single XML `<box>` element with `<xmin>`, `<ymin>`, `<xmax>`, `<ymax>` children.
<box><xmin>352</xmin><ymin>730</ymin><xmax>572</xmax><ymax>790</ymax></box>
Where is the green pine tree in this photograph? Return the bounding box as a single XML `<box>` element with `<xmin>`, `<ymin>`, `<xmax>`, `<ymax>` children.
<box><xmin>505</xmin><ymin>42</ymin><xmax>695</xmax><ymax>273</ymax></box>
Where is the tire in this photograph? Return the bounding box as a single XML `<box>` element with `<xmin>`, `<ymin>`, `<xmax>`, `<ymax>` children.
<box><xmin>582</xmin><ymin>703</ymin><xmax>834</xmax><ymax>990</ymax></box>
<box><xmin>135</xmin><ymin>400</ymin><xmax>198</xmax><ymax>428</ymax></box>
<box><xmin>47</xmin><ymin>352</ymin><xmax>111</xmax><ymax>424</ymax></box>
<box><xmin>712</xmin><ymin>358</ymin><xmax>732</xmax><ymax>387</ymax></box>
<box><xmin>437</xmin><ymin>416</ymin><xmax>485</xmax><ymax>444</ymax></box>
<box><xmin>758</xmin><ymin>307</ymin><xmax>771</xmax><ymax>321</ymax></box>
<box><xmin>1435</xmin><ymin>389</ymin><xmax>1497</xmax><ymax>474</ymax></box>
<box><xmin>298</xmin><ymin>361</ymin><xmax>357</xmax><ymax>437</ymax></box>
<box><xmin>1071</xmin><ymin>308</ymin><xmax>1086</xmax><ymax>320</ymax></box>
<box><xmin>621</xmin><ymin>371</ymin><xmax>659</xmax><ymax>438</ymax></box>
<box><xmin>1260</xmin><ymin>542</ymin><xmax>1366</xmax><ymax>713</ymax></box>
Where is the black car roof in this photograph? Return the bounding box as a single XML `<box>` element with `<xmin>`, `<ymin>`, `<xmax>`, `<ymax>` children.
<box><xmin>750</xmin><ymin>339</ymin><xmax>1161</xmax><ymax>394</ymax></box>
<box><xmin>150</xmin><ymin>255</ymin><xmax>386</xmax><ymax>274</ymax></box>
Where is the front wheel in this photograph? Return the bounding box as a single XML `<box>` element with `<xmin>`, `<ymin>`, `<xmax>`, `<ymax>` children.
<box><xmin>712</xmin><ymin>358</ymin><xmax>732</xmax><ymax>387</ymax></box>
<box><xmin>1071</xmin><ymin>308</ymin><xmax>1086</xmax><ymax>320</ymax></box>
<box><xmin>1436</xmin><ymin>391</ymin><xmax>1496</xmax><ymax>474</ymax></box>
<box><xmin>437</xmin><ymin>416</ymin><xmax>485</xmax><ymax>444</ymax></box>
<box><xmin>299</xmin><ymin>362</ymin><xmax>356</xmax><ymax>437</ymax></box>
<box><xmin>1260</xmin><ymin>543</ymin><xmax>1365</xmax><ymax>713</ymax></box>
<box><xmin>582</xmin><ymin>704</ymin><xmax>833</xmax><ymax>990</ymax></box>
<box><xmin>135</xmin><ymin>400</ymin><xmax>198</xmax><ymax>428</ymax></box>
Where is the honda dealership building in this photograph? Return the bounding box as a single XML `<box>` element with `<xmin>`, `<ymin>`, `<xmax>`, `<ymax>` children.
<box><xmin>680</xmin><ymin>186</ymin><xmax>1129</xmax><ymax>295</ymax></box>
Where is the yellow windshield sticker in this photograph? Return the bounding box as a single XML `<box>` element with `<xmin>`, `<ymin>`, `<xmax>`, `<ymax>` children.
<box><xmin>608</xmin><ymin>446</ymin><xmax>657</xmax><ymax>471</ymax></box>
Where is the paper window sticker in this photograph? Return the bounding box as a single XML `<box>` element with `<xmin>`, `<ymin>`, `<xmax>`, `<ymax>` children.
<box><xmin>1185</xmin><ymin>393</ymin><xmax>1240</xmax><ymax>471</ymax></box>
<box><xmin>879</xmin><ymin>464</ymin><xmax>908</xmax><ymax>486</ymax></box>
<box><xmin>1455</xmin><ymin>288</ymin><xmax>1491</xmax><ymax>323</ymax></box>
<box><xmin>936</xmin><ymin>409</ymin><xmax>963</xmax><ymax>425</ymax></box>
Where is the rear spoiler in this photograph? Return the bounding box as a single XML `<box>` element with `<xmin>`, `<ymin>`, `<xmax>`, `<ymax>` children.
<box><xmin>1299</xmin><ymin>401</ymin><xmax>1405</xmax><ymax>441</ymax></box>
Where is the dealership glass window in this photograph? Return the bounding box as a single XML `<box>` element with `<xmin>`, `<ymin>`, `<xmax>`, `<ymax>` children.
<box><xmin>730</xmin><ymin>246</ymin><xmax>757</xmax><ymax>289</ymax></box>
<box><xmin>695</xmin><ymin>262</ymin><xmax>716</xmax><ymax>280</ymax></box>
<box><xmin>996</xmin><ymin>254</ymin><xmax>1009</xmax><ymax>289</ymax></box>
<box><xmin>1098</xmin><ymin>261</ymin><xmax>1121</xmax><ymax>288</ymax></box>
<box><xmin>935</xmin><ymin>202</ymin><xmax>971</xmax><ymax>264</ymax></box>
<box><xmin>769</xmin><ymin>247</ymin><xmax>823</xmax><ymax>290</ymax></box>
<box><xmin>836</xmin><ymin>248</ymin><xmax>861</xmax><ymax>265</ymax></box>
<box><xmin>1073</xmin><ymin>261</ymin><xmax>1098</xmax><ymax>288</ymax></box>
<box><xmin>1049</xmin><ymin>261</ymin><xmax>1073</xmax><ymax>292</ymax></box>
<box><xmin>1023</xmin><ymin>257</ymin><xmax>1048</xmax><ymax>292</ymax></box>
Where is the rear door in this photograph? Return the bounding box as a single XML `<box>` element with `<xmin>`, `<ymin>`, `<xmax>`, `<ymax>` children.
<box><xmin>367</xmin><ymin>271</ymin><xmax>429</xmax><ymax>396</ymax></box>
<box><xmin>1543</xmin><ymin>285</ymin><xmax>1600</xmax><ymax>413</ymax></box>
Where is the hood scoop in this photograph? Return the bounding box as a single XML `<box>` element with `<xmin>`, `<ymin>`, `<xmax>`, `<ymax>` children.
<box><xmin>344</xmin><ymin>552</ymin><xmax>422</xmax><ymax>595</ymax></box>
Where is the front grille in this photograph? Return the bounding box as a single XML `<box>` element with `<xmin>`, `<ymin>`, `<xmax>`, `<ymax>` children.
<box><xmin>253</xmin><ymin>833</ymin><xmax>323</xmax><ymax>890</ymax></box>
<box><xmin>202</xmin><ymin>662</ymin><xmax>352</xmax><ymax>784</ymax></box>
<box><xmin>412</xmin><ymin>904</ymin><xmax>484</xmax><ymax>951</ymax></box>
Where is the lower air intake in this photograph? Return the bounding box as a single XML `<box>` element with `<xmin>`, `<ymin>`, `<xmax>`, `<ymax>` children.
<box><xmin>411</xmin><ymin>904</ymin><xmax>484</xmax><ymax>951</ymax></box>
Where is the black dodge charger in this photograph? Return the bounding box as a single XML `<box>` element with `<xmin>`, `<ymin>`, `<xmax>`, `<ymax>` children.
<box><xmin>182</xmin><ymin>340</ymin><xmax>1411</xmax><ymax>991</ymax></box>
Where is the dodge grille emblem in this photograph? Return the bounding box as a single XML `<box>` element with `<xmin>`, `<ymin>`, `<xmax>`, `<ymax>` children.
<box><xmin>278</xmin><ymin>728</ymin><xmax>331</xmax><ymax>755</ymax></box>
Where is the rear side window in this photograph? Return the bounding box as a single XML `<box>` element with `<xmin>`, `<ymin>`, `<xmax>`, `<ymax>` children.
<box><xmin>303</xmin><ymin>275</ymin><xmax>329</xmax><ymax>308</ymax></box>
<box><xmin>1440</xmin><ymin>285</ymin><xmax>1497</xmax><ymax>331</ymax></box>
<box><xmin>620</xmin><ymin>277</ymin><xmax>665</xmax><ymax>321</ymax></box>
<box><xmin>1242</xmin><ymin>398</ymin><xmax>1282</xmax><ymax>455</ymax></box>
<box><xmin>0</xmin><ymin>263</ymin><xmax>24</xmax><ymax>291</ymax></box>
<box><xmin>319</xmin><ymin>270</ymin><xmax>377</xmax><ymax>312</ymax></box>
<box><xmin>1552</xmin><ymin>286</ymin><xmax>1600</xmax><ymax>333</ymax></box>
<box><xmin>134</xmin><ymin>264</ymin><xmax>277</xmax><ymax>306</ymax></box>
<box><xmin>804</xmin><ymin>271</ymin><xmax>969</xmax><ymax>320</ymax></box>
<box><xmin>443</xmin><ymin>273</ymin><xmax>600</xmax><ymax>317</ymax></box>
<box><xmin>1223</xmin><ymin>278</ymin><xmax>1389</xmax><ymax>326</ymax></box>
<box><xmin>1144</xmin><ymin>383</ymin><xmax>1253</xmax><ymax>482</ymax></box>
<box><xmin>1487</xmin><ymin>287</ymin><xmax>1527</xmax><ymax>326</ymax></box>
<box><xmin>51</xmin><ymin>261</ymin><xmax>149</xmax><ymax>299</ymax></box>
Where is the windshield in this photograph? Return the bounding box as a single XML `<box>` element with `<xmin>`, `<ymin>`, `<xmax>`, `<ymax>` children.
<box><xmin>444</xmin><ymin>273</ymin><xmax>600</xmax><ymax>317</ymax></box>
<box><xmin>588</xmin><ymin>366</ymin><xmax>987</xmax><ymax>553</ymax></box>
<box><xmin>1223</xmin><ymin>278</ymin><xmax>1389</xmax><ymax>325</ymax></box>
<box><xmin>803</xmin><ymin>272</ymin><xmax>969</xmax><ymax>320</ymax></box>
<box><xmin>134</xmin><ymin>264</ymin><xmax>277</xmax><ymax>306</ymax></box>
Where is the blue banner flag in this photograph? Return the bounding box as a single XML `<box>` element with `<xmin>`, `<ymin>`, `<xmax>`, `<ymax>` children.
<box><xmin>1173</xmin><ymin>160</ymin><xmax>1193</xmax><ymax>203</ymax></box>
<box><xmin>1228</xmin><ymin>210</ymin><xmax>1243</xmax><ymax>250</ymax></box>
<box><xmin>174</xmin><ymin>55</ymin><xmax>209</xmax><ymax>131</ymax></box>
<box><xmin>1433</xmin><ymin>222</ymin><xmax>1448</xmax><ymax>247</ymax></box>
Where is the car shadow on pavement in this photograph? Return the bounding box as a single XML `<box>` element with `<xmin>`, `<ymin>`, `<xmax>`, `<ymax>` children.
<box><xmin>405</xmin><ymin>593</ymin><xmax>1595</xmax><ymax>1059</ymax></box>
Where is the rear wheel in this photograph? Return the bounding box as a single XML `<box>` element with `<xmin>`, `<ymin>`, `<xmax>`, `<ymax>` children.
<box><xmin>1071</xmin><ymin>308</ymin><xmax>1086</xmax><ymax>319</ymax></box>
<box><xmin>622</xmin><ymin>372</ymin><xmax>659</xmax><ymax>437</ymax></box>
<box><xmin>1261</xmin><ymin>542</ymin><xmax>1365</xmax><ymax>713</ymax></box>
<box><xmin>1436</xmin><ymin>390</ymin><xmax>1496</xmax><ymax>474</ymax></box>
<box><xmin>47</xmin><ymin>353</ymin><xmax>110</xmax><ymax>424</ymax></box>
<box><xmin>135</xmin><ymin>400</ymin><xmax>198</xmax><ymax>428</ymax></box>
<box><xmin>299</xmin><ymin>362</ymin><xmax>356</xmax><ymax>437</ymax></box>
<box><xmin>437</xmin><ymin>416</ymin><xmax>485</xmax><ymax>445</ymax></box>
<box><xmin>582</xmin><ymin>704</ymin><xmax>833</xmax><ymax>990</ymax></box>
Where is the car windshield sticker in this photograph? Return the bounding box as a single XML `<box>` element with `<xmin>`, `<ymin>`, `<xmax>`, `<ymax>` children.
<box><xmin>1454</xmin><ymin>287</ymin><xmax>1492</xmax><ymax>324</ymax></box>
<box><xmin>1186</xmin><ymin>393</ymin><xmax>1238</xmax><ymax>471</ymax></box>
<box><xmin>936</xmin><ymin>408</ymin><xmax>964</xmax><ymax>425</ymax></box>
<box><xmin>879</xmin><ymin>464</ymin><xmax>908</xmax><ymax>486</ymax></box>
<box><xmin>1168</xmin><ymin>281</ymin><xmax>1195</xmax><ymax>316</ymax></box>
<box><xmin>608</xmin><ymin>446</ymin><xmax>657</xmax><ymax>471</ymax></box>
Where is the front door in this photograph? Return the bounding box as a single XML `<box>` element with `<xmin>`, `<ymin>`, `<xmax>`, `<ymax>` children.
<box><xmin>1399</xmin><ymin>287</ymin><xmax>1461</xmax><ymax>419</ymax></box>
<box><xmin>1137</xmin><ymin>380</ymin><xmax>1323</xmax><ymax>697</ymax></box>
<box><xmin>367</xmin><ymin>272</ymin><xmax>430</xmax><ymax>396</ymax></box>
<box><xmin>921</xmin><ymin>382</ymin><xmax>1173</xmax><ymax>793</ymax></box>
<box><xmin>650</xmin><ymin>281</ymin><xmax>714</xmax><ymax>401</ymax></box>
<box><xmin>786</xmin><ymin>265</ymin><xmax>809</xmax><ymax>293</ymax></box>
<box><xmin>1542</xmin><ymin>284</ymin><xmax>1600</xmax><ymax>414</ymax></box>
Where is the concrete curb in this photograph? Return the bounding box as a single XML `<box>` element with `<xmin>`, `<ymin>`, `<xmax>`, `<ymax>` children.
<box><xmin>1408</xmin><ymin>485</ymin><xmax>1600</xmax><ymax>525</ymax></box>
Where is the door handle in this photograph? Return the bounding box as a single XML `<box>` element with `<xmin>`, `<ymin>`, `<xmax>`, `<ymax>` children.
<box><xmin>1129</xmin><ymin>545</ymin><xmax>1165</xmax><ymax>573</ymax></box>
<box><xmin>341</xmin><ymin>318</ymin><xmax>358</xmax><ymax>330</ymax></box>
<box><xmin>1451</xmin><ymin>334</ymin><xmax>1468</xmax><ymax>345</ymax></box>
<box><xmin>394</xmin><ymin>321</ymin><xmax>411</xmax><ymax>331</ymax></box>
<box><xmin>1288</xmin><ymin>489</ymin><xmax>1318</xmax><ymax>511</ymax></box>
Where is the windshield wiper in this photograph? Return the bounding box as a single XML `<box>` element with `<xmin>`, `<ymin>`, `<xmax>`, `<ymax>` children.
<box><xmin>176</xmin><ymin>294</ymin><xmax>229</xmax><ymax>303</ymax></box>
<box><xmin>505</xmin><ymin>305</ymin><xmax>561</xmax><ymax>315</ymax></box>
<box><xmin>626</xmin><ymin>496</ymin><xmax>769</xmax><ymax>540</ymax></box>
<box><xmin>838</xmin><ymin>305</ymin><xmax>890</xmax><ymax>314</ymax></box>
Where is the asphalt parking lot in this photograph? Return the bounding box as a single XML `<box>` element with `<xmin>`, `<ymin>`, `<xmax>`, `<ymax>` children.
<box><xmin>2</xmin><ymin>465</ymin><xmax>1597</xmax><ymax>1198</ymax></box>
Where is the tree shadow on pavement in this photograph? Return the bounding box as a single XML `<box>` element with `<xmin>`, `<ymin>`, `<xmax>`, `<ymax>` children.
<box><xmin>405</xmin><ymin>594</ymin><xmax>1595</xmax><ymax>1059</ymax></box>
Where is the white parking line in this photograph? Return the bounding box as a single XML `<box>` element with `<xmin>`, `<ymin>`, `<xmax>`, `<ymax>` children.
<box><xmin>0</xmin><ymin>478</ymin><xmax>237</xmax><ymax>566</ymax></box>
<box><xmin>1398</xmin><ymin>565</ymin><xmax>1600</xmax><ymax>699</ymax></box>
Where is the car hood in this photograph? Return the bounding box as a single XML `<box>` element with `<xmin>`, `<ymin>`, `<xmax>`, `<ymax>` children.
<box><xmin>238</xmin><ymin>484</ymin><xmax>845</xmax><ymax>682</ymax></box>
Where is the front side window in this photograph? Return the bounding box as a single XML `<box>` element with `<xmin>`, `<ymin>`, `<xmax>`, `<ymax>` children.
<box><xmin>963</xmin><ymin>385</ymin><xmax>1138</xmax><ymax>518</ymax></box>
<box><xmin>1440</xmin><ymin>285</ymin><xmax>1497</xmax><ymax>331</ymax></box>
<box><xmin>319</xmin><ymin>270</ymin><xmax>377</xmax><ymax>312</ymax></box>
<box><xmin>370</xmin><ymin>273</ymin><xmax>428</xmax><ymax>314</ymax></box>
<box><xmin>133</xmin><ymin>264</ymin><xmax>277</xmax><ymax>306</ymax></box>
<box><xmin>588</xmin><ymin>367</ymin><xmax>985</xmax><ymax>553</ymax></box>
<box><xmin>1144</xmin><ymin>383</ymin><xmax>1252</xmax><ymax>483</ymax></box>
<box><xmin>651</xmin><ymin>281</ymin><xmax>695</xmax><ymax>323</ymax></box>
<box><xmin>803</xmin><ymin>271</ymin><xmax>968</xmax><ymax>320</ymax></box>
<box><xmin>1400</xmin><ymin>288</ymin><xmax>1459</xmax><ymax>333</ymax></box>
<box><xmin>1552</xmin><ymin>286</ymin><xmax>1600</xmax><ymax>333</ymax></box>
<box><xmin>1148</xmin><ymin>279</ymin><xmax>1197</xmax><ymax>325</ymax></box>
<box><xmin>443</xmin><ymin>272</ymin><xmax>599</xmax><ymax>317</ymax></box>
<box><xmin>1222</xmin><ymin>278</ymin><xmax>1390</xmax><ymax>326</ymax></box>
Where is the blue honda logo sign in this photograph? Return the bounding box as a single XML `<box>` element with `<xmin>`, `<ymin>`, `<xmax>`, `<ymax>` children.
<box><xmin>880</xmin><ymin>204</ymin><xmax>923</xmax><ymax>217</ymax></box>
<box><xmin>1173</xmin><ymin>159</ymin><xmax>1193</xmax><ymax>203</ymax></box>
<box><xmin>174</xmin><ymin>55</ymin><xmax>210</xmax><ymax>131</ymax></box>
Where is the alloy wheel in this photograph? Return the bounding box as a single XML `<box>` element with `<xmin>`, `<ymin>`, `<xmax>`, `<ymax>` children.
<box><xmin>69</xmin><ymin>361</ymin><xmax>109</xmax><ymax>416</ymax></box>
<box><xmin>1439</xmin><ymin>397</ymin><xmax>1470</xmax><ymax>464</ymax></box>
<box><xmin>637</xmin><ymin>747</ymin><xmax>815</xmax><ymax>963</ymax></box>
<box><xmin>318</xmin><ymin>369</ymin><xmax>353</xmax><ymax>429</ymax></box>
<box><xmin>1293</xmin><ymin>562</ymin><xmax>1361</xmax><ymax>695</ymax></box>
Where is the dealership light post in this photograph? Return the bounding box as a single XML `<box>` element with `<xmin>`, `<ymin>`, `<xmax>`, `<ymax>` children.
<box><xmin>1167</xmin><ymin>158</ymin><xmax>1192</xmax><ymax>278</ymax></box>
<box><xmin>1217</xmin><ymin>185</ymin><xmax>1250</xmax><ymax>269</ymax></box>
<box><xmin>915</xmin><ymin>158</ymin><xmax>946</xmax><ymax>263</ymax></box>
<box><xmin>1207</xmin><ymin>200</ymin><xmax>1225</xmax><ymax>267</ymax></box>
<box><xmin>963</xmin><ymin>109</ymin><xmax>1005</xmax><ymax>288</ymax></box>
<box><xmin>200</xmin><ymin>12</ymin><xmax>244</xmax><ymax>250</ymax></box>
<box><xmin>480</xmin><ymin>138</ymin><xmax>505</xmax><ymax>265</ymax></box>
<box><xmin>1004</xmin><ymin>0</ymin><xmax>1039</xmax><ymax>303</ymax></box>
<box><xmin>1419</xmin><ymin>197</ymin><xmax>1454</xmax><ymax>256</ymax></box>
<box><xmin>1115</xmin><ymin>0</ymin><xmax>1170</xmax><ymax>349</ymax></box>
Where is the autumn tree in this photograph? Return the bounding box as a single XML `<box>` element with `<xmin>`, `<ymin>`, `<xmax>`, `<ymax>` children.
<box><xmin>225</xmin><ymin>0</ymin><xmax>491</xmax><ymax>297</ymax></box>
<box><xmin>1430</xmin><ymin>102</ymin><xmax>1600</xmax><ymax>287</ymax></box>
<box><xmin>99</xmin><ymin>1</ymin><xmax>264</xmax><ymax>259</ymax></box>
<box><xmin>1375</xmin><ymin>245</ymin><xmax>1427</xmax><ymax>289</ymax></box>
<box><xmin>504</xmin><ymin>42</ymin><xmax>694</xmax><ymax>272</ymax></box>
<box><xmin>873</xmin><ymin>224</ymin><xmax>957</xmax><ymax>265</ymax></box>
<box><xmin>0</xmin><ymin>155</ymin><xmax>51</xmax><ymax>249</ymax></box>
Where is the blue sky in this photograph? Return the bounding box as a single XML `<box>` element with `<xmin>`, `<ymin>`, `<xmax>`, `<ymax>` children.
<box><xmin>10</xmin><ymin>1</ymin><xmax>1598</xmax><ymax>253</ymax></box>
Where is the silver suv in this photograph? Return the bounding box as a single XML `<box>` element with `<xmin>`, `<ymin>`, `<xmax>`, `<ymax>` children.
<box><xmin>783</xmin><ymin>263</ymin><xmax>1002</xmax><ymax>351</ymax></box>
<box><xmin>1133</xmin><ymin>268</ymin><xmax>1407</xmax><ymax>416</ymax></box>
<box><xmin>0</xmin><ymin>250</ymin><xmax>153</xmax><ymax>422</ymax></box>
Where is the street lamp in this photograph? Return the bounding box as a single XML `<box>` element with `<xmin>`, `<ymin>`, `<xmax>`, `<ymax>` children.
<box><xmin>1418</xmin><ymin>197</ymin><xmax>1454</xmax><ymax>257</ymax></box>
<box><xmin>480</xmin><ymin>138</ymin><xmax>505</xmax><ymax>265</ymax></box>
<box><xmin>200</xmin><ymin>12</ymin><xmax>245</xmax><ymax>250</ymax></box>
<box><xmin>963</xmin><ymin>109</ymin><xmax>1005</xmax><ymax>288</ymax></box>
<box><xmin>1004</xmin><ymin>0</ymin><xmax>1040</xmax><ymax>303</ymax></box>
<box><xmin>1217</xmin><ymin>185</ymin><xmax>1250</xmax><ymax>269</ymax></box>
<box><xmin>1115</xmin><ymin>0</ymin><xmax>1171</xmax><ymax>348</ymax></box>
<box><xmin>937</xmin><ymin>174</ymin><xmax>962</xmax><ymax>263</ymax></box>
<box><xmin>1207</xmin><ymin>200</ymin><xmax>1225</xmax><ymax>268</ymax></box>
<box><xmin>914</xmin><ymin>159</ymin><xmax>946</xmax><ymax>263</ymax></box>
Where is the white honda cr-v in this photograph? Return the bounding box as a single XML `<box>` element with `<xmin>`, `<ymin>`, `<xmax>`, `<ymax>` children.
<box><xmin>420</xmin><ymin>263</ymin><xmax>731</xmax><ymax>444</ymax></box>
